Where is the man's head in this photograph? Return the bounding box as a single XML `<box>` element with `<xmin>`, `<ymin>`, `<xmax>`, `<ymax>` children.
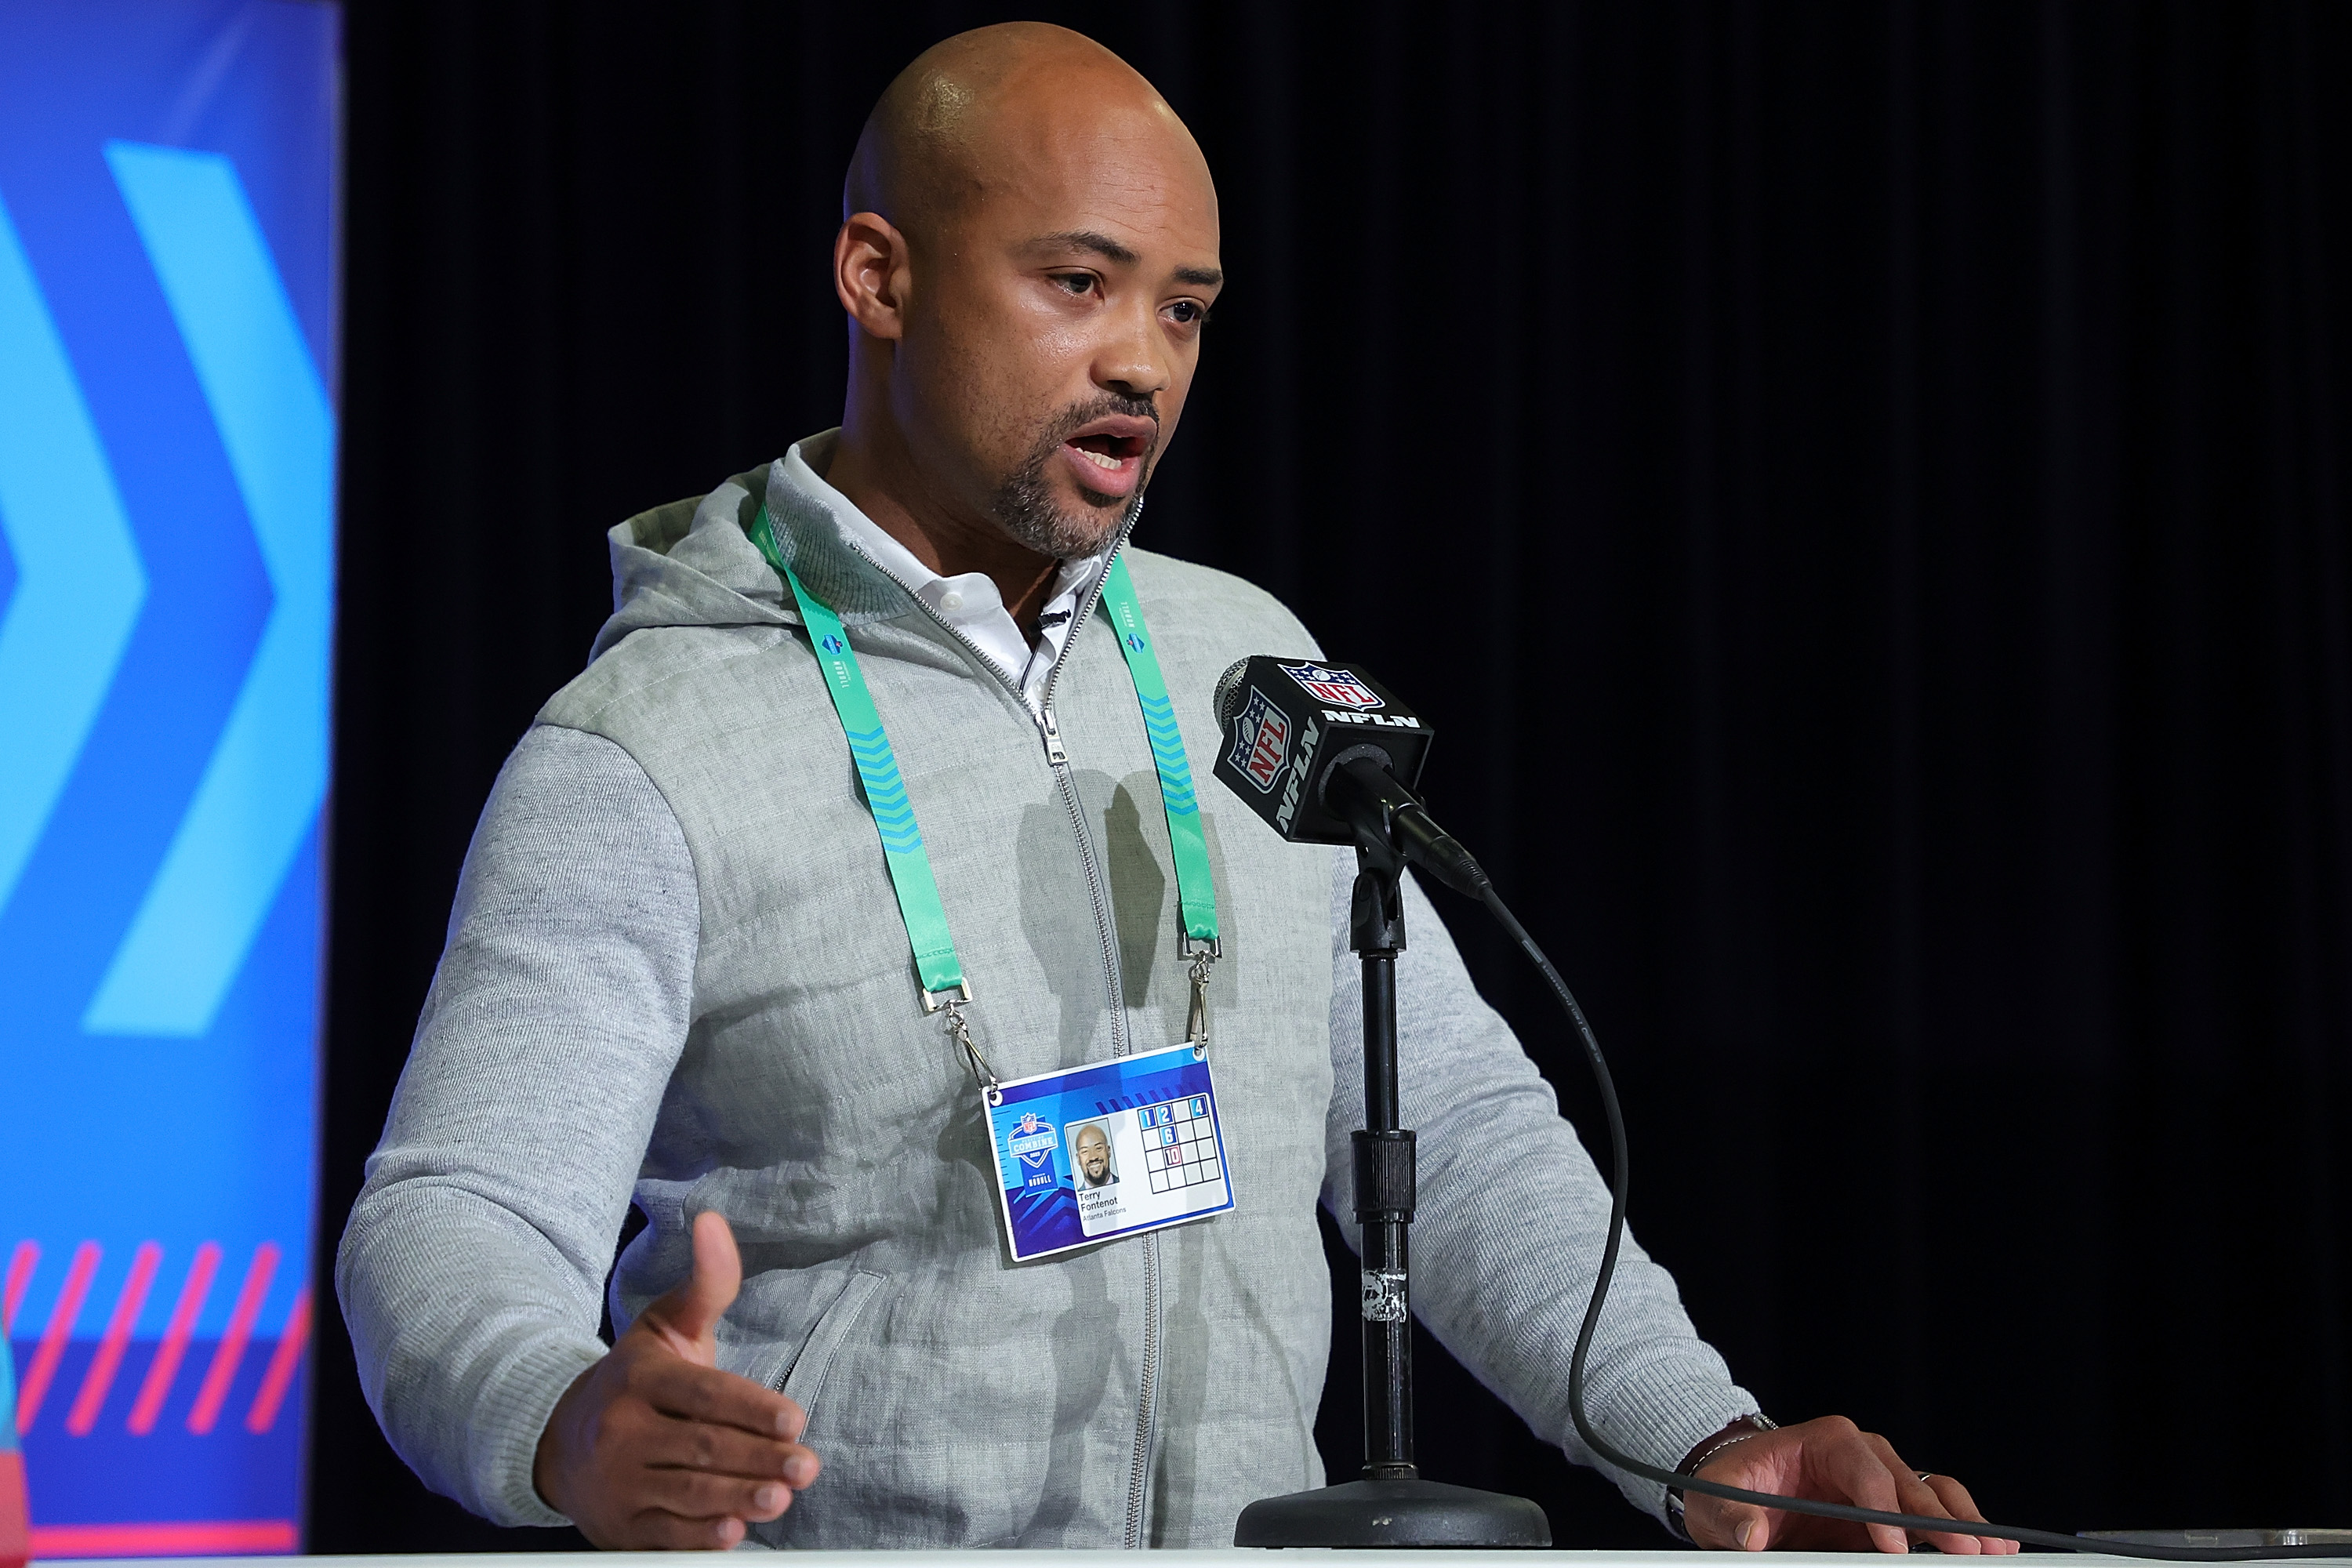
<box><xmin>1073</xmin><ymin>1123</ymin><xmax>1113</xmax><ymax>1185</ymax></box>
<box><xmin>834</xmin><ymin>24</ymin><xmax>1221</xmax><ymax>561</ymax></box>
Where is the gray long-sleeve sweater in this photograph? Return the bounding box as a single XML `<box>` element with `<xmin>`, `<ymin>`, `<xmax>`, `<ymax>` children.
<box><xmin>336</xmin><ymin>442</ymin><xmax>1753</xmax><ymax>1548</ymax></box>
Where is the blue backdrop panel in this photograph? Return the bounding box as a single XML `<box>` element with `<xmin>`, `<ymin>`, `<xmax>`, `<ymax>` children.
<box><xmin>0</xmin><ymin>1</ymin><xmax>338</xmax><ymax>1555</ymax></box>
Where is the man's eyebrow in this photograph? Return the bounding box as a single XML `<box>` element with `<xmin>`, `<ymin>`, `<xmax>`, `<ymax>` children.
<box><xmin>1032</xmin><ymin>229</ymin><xmax>1140</xmax><ymax>266</ymax></box>
<box><xmin>1032</xmin><ymin>229</ymin><xmax>1224</xmax><ymax>288</ymax></box>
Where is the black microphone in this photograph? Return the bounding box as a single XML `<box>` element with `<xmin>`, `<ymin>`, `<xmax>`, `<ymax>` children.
<box><xmin>1208</xmin><ymin>656</ymin><xmax>1489</xmax><ymax>897</ymax></box>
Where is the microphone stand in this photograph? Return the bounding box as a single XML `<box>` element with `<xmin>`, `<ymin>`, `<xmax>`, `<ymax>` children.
<box><xmin>1233</xmin><ymin>830</ymin><xmax>1551</xmax><ymax>1548</ymax></box>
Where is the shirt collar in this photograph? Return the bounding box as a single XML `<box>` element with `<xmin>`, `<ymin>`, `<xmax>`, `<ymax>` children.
<box><xmin>776</xmin><ymin>433</ymin><xmax>1109</xmax><ymax>696</ymax></box>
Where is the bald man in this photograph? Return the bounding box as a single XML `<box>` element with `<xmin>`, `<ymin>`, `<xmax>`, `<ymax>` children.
<box><xmin>339</xmin><ymin>24</ymin><xmax>2011</xmax><ymax>1555</ymax></box>
<box><xmin>1073</xmin><ymin>1123</ymin><xmax>1117</xmax><ymax>1188</ymax></box>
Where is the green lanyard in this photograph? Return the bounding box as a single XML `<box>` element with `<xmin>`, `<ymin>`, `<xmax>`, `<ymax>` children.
<box><xmin>749</xmin><ymin>507</ymin><xmax>1219</xmax><ymax>1029</ymax></box>
<box><xmin>1099</xmin><ymin>554</ymin><xmax>1219</xmax><ymax>953</ymax></box>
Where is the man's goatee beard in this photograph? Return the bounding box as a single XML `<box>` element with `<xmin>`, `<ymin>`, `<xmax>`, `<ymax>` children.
<box><xmin>989</xmin><ymin>397</ymin><xmax>1157</xmax><ymax>560</ymax></box>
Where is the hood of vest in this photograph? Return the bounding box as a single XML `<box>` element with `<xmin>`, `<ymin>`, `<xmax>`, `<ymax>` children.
<box><xmin>587</xmin><ymin>430</ymin><xmax>1141</xmax><ymax>670</ymax></box>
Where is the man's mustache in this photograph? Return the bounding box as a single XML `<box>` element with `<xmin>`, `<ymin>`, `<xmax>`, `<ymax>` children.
<box><xmin>1042</xmin><ymin>394</ymin><xmax>1161</xmax><ymax>450</ymax></box>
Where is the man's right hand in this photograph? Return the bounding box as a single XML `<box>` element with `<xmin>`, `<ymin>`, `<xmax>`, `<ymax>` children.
<box><xmin>534</xmin><ymin>1210</ymin><xmax>821</xmax><ymax>1548</ymax></box>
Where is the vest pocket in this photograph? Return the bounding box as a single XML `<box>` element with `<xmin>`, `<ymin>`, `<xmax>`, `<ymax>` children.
<box><xmin>776</xmin><ymin>1269</ymin><xmax>885</xmax><ymax>1434</ymax></box>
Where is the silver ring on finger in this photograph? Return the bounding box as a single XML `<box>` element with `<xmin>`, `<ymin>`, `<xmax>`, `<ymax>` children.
<box><xmin>1915</xmin><ymin>1472</ymin><xmax>1934</xmax><ymax>1483</ymax></box>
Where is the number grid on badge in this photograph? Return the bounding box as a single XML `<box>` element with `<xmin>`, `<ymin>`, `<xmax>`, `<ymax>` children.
<box><xmin>1137</xmin><ymin>1094</ymin><xmax>1221</xmax><ymax>1193</ymax></box>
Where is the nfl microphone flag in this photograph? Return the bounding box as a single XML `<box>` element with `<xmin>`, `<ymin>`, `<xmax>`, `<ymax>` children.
<box><xmin>1209</xmin><ymin>657</ymin><xmax>1435</xmax><ymax>846</ymax></box>
<box><xmin>1</xmin><ymin>1341</ymin><xmax>26</xmax><ymax>1568</ymax></box>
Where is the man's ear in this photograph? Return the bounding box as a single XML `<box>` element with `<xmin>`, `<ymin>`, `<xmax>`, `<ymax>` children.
<box><xmin>836</xmin><ymin>212</ymin><xmax>910</xmax><ymax>340</ymax></box>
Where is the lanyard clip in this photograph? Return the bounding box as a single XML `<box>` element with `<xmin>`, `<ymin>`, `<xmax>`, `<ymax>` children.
<box><xmin>1181</xmin><ymin>934</ymin><xmax>1220</xmax><ymax>1057</ymax></box>
<box><xmin>938</xmin><ymin>993</ymin><xmax>1000</xmax><ymax>1105</ymax></box>
<box><xmin>921</xmin><ymin>982</ymin><xmax>998</xmax><ymax>1104</ymax></box>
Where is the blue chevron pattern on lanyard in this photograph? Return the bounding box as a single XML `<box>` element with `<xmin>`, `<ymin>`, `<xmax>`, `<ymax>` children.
<box><xmin>846</xmin><ymin>725</ymin><xmax>924</xmax><ymax>855</ymax></box>
<box><xmin>1138</xmin><ymin>694</ymin><xmax>1198</xmax><ymax>811</ymax></box>
<box><xmin>750</xmin><ymin>506</ymin><xmax>963</xmax><ymax>999</ymax></box>
<box><xmin>1102</xmin><ymin>554</ymin><xmax>1218</xmax><ymax>947</ymax></box>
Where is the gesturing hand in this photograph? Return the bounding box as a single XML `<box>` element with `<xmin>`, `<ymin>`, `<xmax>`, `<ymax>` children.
<box><xmin>533</xmin><ymin>1211</ymin><xmax>821</xmax><ymax>1548</ymax></box>
<box><xmin>1680</xmin><ymin>1415</ymin><xmax>2017</xmax><ymax>1555</ymax></box>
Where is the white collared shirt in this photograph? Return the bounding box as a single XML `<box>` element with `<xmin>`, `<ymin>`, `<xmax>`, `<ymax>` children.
<box><xmin>782</xmin><ymin>440</ymin><xmax>1105</xmax><ymax>716</ymax></box>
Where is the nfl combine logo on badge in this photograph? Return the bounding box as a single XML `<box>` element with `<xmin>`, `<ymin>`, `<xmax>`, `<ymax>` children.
<box><xmin>1227</xmin><ymin>688</ymin><xmax>1292</xmax><ymax>793</ymax></box>
<box><xmin>1007</xmin><ymin>1112</ymin><xmax>1059</xmax><ymax>1175</ymax></box>
<box><xmin>1277</xmin><ymin>662</ymin><xmax>1385</xmax><ymax>710</ymax></box>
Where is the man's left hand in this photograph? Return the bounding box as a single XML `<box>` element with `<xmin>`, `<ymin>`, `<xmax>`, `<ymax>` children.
<box><xmin>1679</xmin><ymin>1415</ymin><xmax>2020</xmax><ymax>1554</ymax></box>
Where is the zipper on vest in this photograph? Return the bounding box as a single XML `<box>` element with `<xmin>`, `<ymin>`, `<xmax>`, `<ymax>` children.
<box><xmin>1123</xmin><ymin>1229</ymin><xmax>1163</xmax><ymax>1547</ymax></box>
<box><xmin>1034</xmin><ymin>701</ymin><xmax>1129</xmax><ymax>1057</ymax></box>
<box><xmin>1029</xmin><ymin>548</ymin><xmax>1133</xmax><ymax>1065</ymax></box>
<box><xmin>1040</xmin><ymin>724</ymin><xmax>1128</xmax><ymax>1065</ymax></box>
<box><xmin>1033</xmin><ymin>557</ymin><xmax>1163</xmax><ymax>1547</ymax></box>
<box><xmin>830</xmin><ymin>528</ymin><xmax>1157</xmax><ymax>1538</ymax></box>
<box><xmin>822</xmin><ymin>539</ymin><xmax>1131</xmax><ymax>1055</ymax></box>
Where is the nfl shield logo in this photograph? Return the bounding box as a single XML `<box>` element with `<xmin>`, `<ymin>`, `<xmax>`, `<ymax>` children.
<box><xmin>1227</xmin><ymin>688</ymin><xmax>1292</xmax><ymax>793</ymax></box>
<box><xmin>1277</xmin><ymin>662</ymin><xmax>1385</xmax><ymax>710</ymax></box>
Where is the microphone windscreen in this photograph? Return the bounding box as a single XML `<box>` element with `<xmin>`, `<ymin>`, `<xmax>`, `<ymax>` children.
<box><xmin>1210</xmin><ymin>658</ymin><xmax>1252</xmax><ymax>731</ymax></box>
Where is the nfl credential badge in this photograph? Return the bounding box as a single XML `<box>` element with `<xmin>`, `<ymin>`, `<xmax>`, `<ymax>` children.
<box><xmin>1225</xmin><ymin>686</ymin><xmax>1292</xmax><ymax>794</ymax></box>
<box><xmin>985</xmin><ymin>1043</ymin><xmax>1236</xmax><ymax>1262</ymax></box>
<box><xmin>1276</xmin><ymin>661</ymin><xmax>1385</xmax><ymax>710</ymax></box>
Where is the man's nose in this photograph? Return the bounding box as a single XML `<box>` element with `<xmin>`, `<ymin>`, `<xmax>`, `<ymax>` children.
<box><xmin>1095</xmin><ymin>303</ymin><xmax>1172</xmax><ymax>398</ymax></box>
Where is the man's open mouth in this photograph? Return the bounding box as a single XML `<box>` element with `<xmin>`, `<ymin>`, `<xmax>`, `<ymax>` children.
<box><xmin>1055</xmin><ymin>412</ymin><xmax>1157</xmax><ymax>499</ymax></box>
<box><xmin>1067</xmin><ymin>431</ymin><xmax>1147</xmax><ymax>470</ymax></box>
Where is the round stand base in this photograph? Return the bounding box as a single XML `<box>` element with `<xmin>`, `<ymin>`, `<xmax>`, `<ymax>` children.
<box><xmin>1234</xmin><ymin>1477</ymin><xmax>1552</xmax><ymax>1548</ymax></box>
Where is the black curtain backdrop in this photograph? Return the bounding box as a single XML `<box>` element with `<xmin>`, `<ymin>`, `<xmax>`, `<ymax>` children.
<box><xmin>317</xmin><ymin>0</ymin><xmax>2352</xmax><ymax>1551</ymax></box>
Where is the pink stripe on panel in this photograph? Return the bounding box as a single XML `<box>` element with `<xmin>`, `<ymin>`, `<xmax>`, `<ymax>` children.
<box><xmin>30</xmin><ymin>1518</ymin><xmax>298</xmax><ymax>1556</ymax></box>
<box><xmin>1</xmin><ymin>1243</ymin><xmax>34</xmax><ymax>1336</ymax></box>
<box><xmin>65</xmin><ymin>1241</ymin><xmax>161</xmax><ymax>1436</ymax></box>
<box><xmin>16</xmin><ymin>1242</ymin><xmax>98</xmax><ymax>1432</ymax></box>
<box><xmin>243</xmin><ymin>1285</ymin><xmax>310</xmax><ymax>1434</ymax></box>
<box><xmin>185</xmin><ymin>1243</ymin><xmax>276</xmax><ymax>1435</ymax></box>
<box><xmin>127</xmin><ymin>1242</ymin><xmax>219</xmax><ymax>1436</ymax></box>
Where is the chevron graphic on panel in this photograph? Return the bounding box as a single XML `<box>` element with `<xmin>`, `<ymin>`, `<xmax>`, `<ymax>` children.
<box><xmin>82</xmin><ymin>143</ymin><xmax>335</xmax><ymax>1037</ymax></box>
<box><xmin>0</xmin><ymin>191</ymin><xmax>151</xmax><ymax>918</ymax></box>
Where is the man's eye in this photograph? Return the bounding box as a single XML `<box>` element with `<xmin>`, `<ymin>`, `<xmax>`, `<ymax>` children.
<box><xmin>1054</xmin><ymin>273</ymin><xmax>1096</xmax><ymax>296</ymax></box>
<box><xmin>1167</xmin><ymin>299</ymin><xmax>1210</xmax><ymax>326</ymax></box>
